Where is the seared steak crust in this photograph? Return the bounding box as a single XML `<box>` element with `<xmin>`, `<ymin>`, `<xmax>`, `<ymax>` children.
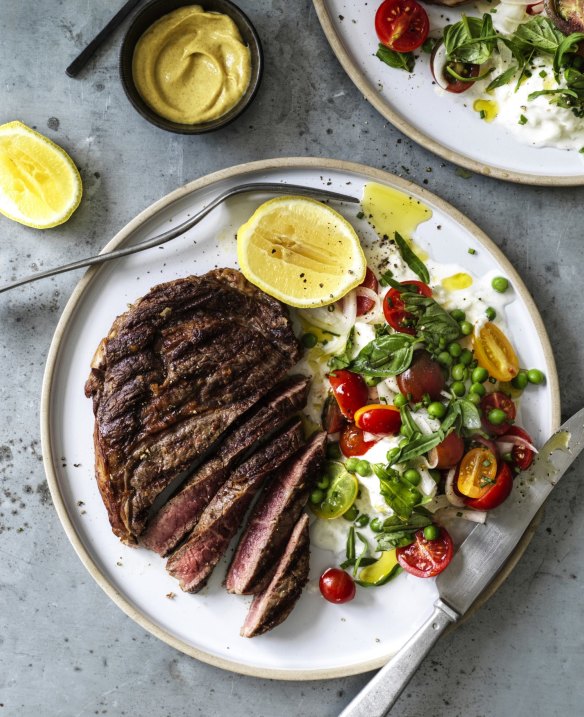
<box><xmin>226</xmin><ymin>431</ymin><xmax>325</xmax><ymax>595</ymax></box>
<box><xmin>240</xmin><ymin>513</ymin><xmax>310</xmax><ymax>638</ymax></box>
<box><xmin>141</xmin><ymin>376</ymin><xmax>311</xmax><ymax>556</ymax></box>
<box><xmin>166</xmin><ymin>420</ymin><xmax>305</xmax><ymax>593</ymax></box>
<box><xmin>84</xmin><ymin>269</ymin><xmax>300</xmax><ymax>544</ymax></box>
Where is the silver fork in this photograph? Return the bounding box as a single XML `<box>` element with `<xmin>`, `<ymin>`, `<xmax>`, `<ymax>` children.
<box><xmin>0</xmin><ymin>182</ymin><xmax>359</xmax><ymax>294</ymax></box>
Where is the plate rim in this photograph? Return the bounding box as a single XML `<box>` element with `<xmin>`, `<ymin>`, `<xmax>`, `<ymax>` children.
<box><xmin>40</xmin><ymin>156</ymin><xmax>561</xmax><ymax>680</ymax></box>
<box><xmin>312</xmin><ymin>0</ymin><xmax>584</xmax><ymax>187</ymax></box>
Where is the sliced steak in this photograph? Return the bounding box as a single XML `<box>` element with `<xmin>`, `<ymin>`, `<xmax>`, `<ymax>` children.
<box><xmin>166</xmin><ymin>419</ymin><xmax>305</xmax><ymax>593</ymax></box>
<box><xmin>141</xmin><ymin>376</ymin><xmax>310</xmax><ymax>556</ymax></box>
<box><xmin>226</xmin><ymin>431</ymin><xmax>325</xmax><ymax>595</ymax></box>
<box><xmin>84</xmin><ymin>269</ymin><xmax>301</xmax><ymax>544</ymax></box>
<box><xmin>240</xmin><ymin>513</ymin><xmax>310</xmax><ymax>638</ymax></box>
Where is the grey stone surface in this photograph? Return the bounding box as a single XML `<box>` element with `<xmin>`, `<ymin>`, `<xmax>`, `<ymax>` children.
<box><xmin>0</xmin><ymin>1</ymin><xmax>583</xmax><ymax>716</ymax></box>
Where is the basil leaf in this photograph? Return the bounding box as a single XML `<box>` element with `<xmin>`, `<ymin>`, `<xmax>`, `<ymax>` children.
<box><xmin>486</xmin><ymin>64</ymin><xmax>519</xmax><ymax>91</ymax></box>
<box><xmin>354</xmin><ymin>531</ymin><xmax>371</xmax><ymax>575</ymax></box>
<box><xmin>393</xmin><ymin>232</ymin><xmax>430</xmax><ymax>284</ymax></box>
<box><xmin>376</xmin><ymin>44</ymin><xmax>415</xmax><ymax>72</ymax></box>
<box><xmin>512</xmin><ymin>16</ymin><xmax>563</xmax><ymax>55</ymax></box>
<box><xmin>444</xmin><ymin>14</ymin><xmax>498</xmax><ymax>65</ymax></box>
<box><xmin>374</xmin><ymin>464</ymin><xmax>423</xmax><ymax>520</ymax></box>
<box><xmin>457</xmin><ymin>398</ymin><xmax>482</xmax><ymax>430</ymax></box>
<box><xmin>554</xmin><ymin>32</ymin><xmax>584</xmax><ymax>72</ymax></box>
<box><xmin>329</xmin><ymin>327</ymin><xmax>355</xmax><ymax>371</ymax></box>
<box><xmin>349</xmin><ymin>333</ymin><xmax>415</xmax><ymax>377</ymax></box>
<box><xmin>441</xmin><ymin>401</ymin><xmax>462</xmax><ymax>435</ymax></box>
<box><xmin>401</xmin><ymin>292</ymin><xmax>461</xmax><ymax>347</ymax></box>
<box><xmin>399</xmin><ymin>405</ymin><xmax>420</xmax><ymax>439</ymax></box>
<box><xmin>381</xmin><ymin>512</ymin><xmax>433</xmax><ymax>533</ymax></box>
<box><xmin>393</xmin><ymin>431</ymin><xmax>445</xmax><ymax>464</ymax></box>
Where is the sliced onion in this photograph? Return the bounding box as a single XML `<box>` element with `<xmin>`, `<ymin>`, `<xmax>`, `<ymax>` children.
<box><xmin>430</xmin><ymin>41</ymin><xmax>451</xmax><ymax>91</ymax></box>
<box><xmin>375</xmin><ymin>380</ymin><xmax>395</xmax><ymax>404</ymax></box>
<box><xmin>363</xmin><ymin>431</ymin><xmax>385</xmax><ymax>442</ymax></box>
<box><xmin>356</xmin><ymin>286</ymin><xmax>382</xmax><ymax>323</ymax></box>
<box><xmin>435</xmin><ymin>507</ymin><xmax>488</xmax><ymax>524</ymax></box>
<box><xmin>526</xmin><ymin>1</ymin><xmax>544</xmax><ymax>13</ymax></box>
<box><xmin>445</xmin><ymin>467</ymin><xmax>466</xmax><ymax>507</ymax></box>
<box><xmin>426</xmin><ymin>447</ymin><xmax>439</xmax><ymax>469</ymax></box>
<box><xmin>470</xmin><ymin>434</ymin><xmax>499</xmax><ymax>456</ymax></box>
<box><xmin>496</xmin><ymin>434</ymin><xmax>539</xmax><ymax>454</ymax></box>
<box><xmin>341</xmin><ymin>289</ymin><xmax>357</xmax><ymax>326</ymax></box>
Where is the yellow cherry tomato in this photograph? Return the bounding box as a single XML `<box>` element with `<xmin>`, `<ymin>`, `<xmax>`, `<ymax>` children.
<box><xmin>457</xmin><ymin>447</ymin><xmax>498</xmax><ymax>499</ymax></box>
<box><xmin>311</xmin><ymin>462</ymin><xmax>359</xmax><ymax>520</ymax></box>
<box><xmin>473</xmin><ymin>322</ymin><xmax>519</xmax><ymax>382</ymax></box>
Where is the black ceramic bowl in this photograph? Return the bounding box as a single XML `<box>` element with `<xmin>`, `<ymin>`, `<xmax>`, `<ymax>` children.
<box><xmin>120</xmin><ymin>0</ymin><xmax>263</xmax><ymax>134</ymax></box>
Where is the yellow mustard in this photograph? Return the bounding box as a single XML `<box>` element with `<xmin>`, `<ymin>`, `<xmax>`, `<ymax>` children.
<box><xmin>132</xmin><ymin>6</ymin><xmax>251</xmax><ymax>124</ymax></box>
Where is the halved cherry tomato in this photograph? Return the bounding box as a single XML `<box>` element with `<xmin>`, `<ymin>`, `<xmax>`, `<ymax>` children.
<box><xmin>396</xmin><ymin>527</ymin><xmax>453</xmax><ymax>578</ymax></box>
<box><xmin>465</xmin><ymin>461</ymin><xmax>513</xmax><ymax>510</ymax></box>
<box><xmin>356</xmin><ymin>267</ymin><xmax>379</xmax><ymax>316</ymax></box>
<box><xmin>430</xmin><ymin>41</ymin><xmax>481</xmax><ymax>94</ymax></box>
<box><xmin>473</xmin><ymin>322</ymin><xmax>519</xmax><ymax>382</ymax></box>
<box><xmin>397</xmin><ymin>350</ymin><xmax>445</xmax><ymax>402</ymax></box>
<box><xmin>340</xmin><ymin>423</ymin><xmax>377</xmax><ymax>457</ymax></box>
<box><xmin>383</xmin><ymin>280</ymin><xmax>432</xmax><ymax>335</ymax></box>
<box><xmin>328</xmin><ymin>369</ymin><xmax>368</xmax><ymax>420</ymax></box>
<box><xmin>481</xmin><ymin>391</ymin><xmax>516</xmax><ymax>436</ymax></box>
<box><xmin>456</xmin><ymin>447</ymin><xmax>498</xmax><ymax>499</ymax></box>
<box><xmin>501</xmin><ymin>426</ymin><xmax>535</xmax><ymax>471</ymax></box>
<box><xmin>434</xmin><ymin>431</ymin><xmax>465</xmax><ymax>469</ymax></box>
<box><xmin>319</xmin><ymin>568</ymin><xmax>356</xmax><ymax>603</ymax></box>
<box><xmin>322</xmin><ymin>394</ymin><xmax>346</xmax><ymax>434</ymax></box>
<box><xmin>354</xmin><ymin>404</ymin><xmax>402</xmax><ymax>435</ymax></box>
<box><xmin>375</xmin><ymin>0</ymin><xmax>430</xmax><ymax>53</ymax></box>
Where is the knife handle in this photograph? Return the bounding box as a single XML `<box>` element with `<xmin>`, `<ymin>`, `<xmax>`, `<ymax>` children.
<box><xmin>339</xmin><ymin>599</ymin><xmax>459</xmax><ymax>717</ymax></box>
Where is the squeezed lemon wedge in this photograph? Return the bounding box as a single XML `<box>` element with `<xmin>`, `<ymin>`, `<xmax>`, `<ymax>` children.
<box><xmin>0</xmin><ymin>120</ymin><xmax>82</xmax><ymax>229</ymax></box>
<box><xmin>237</xmin><ymin>196</ymin><xmax>366</xmax><ymax>308</ymax></box>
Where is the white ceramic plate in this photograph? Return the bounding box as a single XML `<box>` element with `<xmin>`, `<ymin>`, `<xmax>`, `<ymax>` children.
<box><xmin>41</xmin><ymin>158</ymin><xmax>559</xmax><ymax>679</ymax></box>
<box><xmin>313</xmin><ymin>1</ymin><xmax>584</xmax><ymax>185</ymax></box>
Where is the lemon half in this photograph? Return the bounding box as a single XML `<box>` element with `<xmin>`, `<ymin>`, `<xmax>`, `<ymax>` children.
<box><xmin>237</xmin><ymin>196</ymin><xmax>366</xmax><ymax>308</ymax></box>
<box><xmin>0</xmin><ymin>120</ymin><xmax>82</xmax><ymax>229</ymax></box>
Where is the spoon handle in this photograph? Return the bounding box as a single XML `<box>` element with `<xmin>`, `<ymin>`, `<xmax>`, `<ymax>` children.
<box><xmin>66</xmin><ymin>0</ymin><xmax>143</xmax><ymax>78</ymax></box>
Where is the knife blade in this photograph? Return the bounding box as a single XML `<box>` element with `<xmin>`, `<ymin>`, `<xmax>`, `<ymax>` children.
<box><xmin>339</xmin><ymin>406</ymin><xmax>584</xmax><ymax>717</ymax></box>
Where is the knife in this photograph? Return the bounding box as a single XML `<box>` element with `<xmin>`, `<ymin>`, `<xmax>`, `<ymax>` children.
<box><xmin>339</xmin><ymin>406</ymin><xmax>584</xmax><ymax>717</ymax></box>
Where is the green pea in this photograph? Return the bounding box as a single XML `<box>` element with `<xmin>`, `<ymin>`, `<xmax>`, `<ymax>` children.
<box><xmin>345</xmin><ymin>457</ymin><xmax>360</xmax><ymax>473</ymax></box>
<box><xmin>460</xmin><ymin>321</ymin><xmax>473</xmax><ymax>336</ymax></box>
<box><xmin>386</xmin><ymin>447</ymin><xmax>401</xmax><ymax>463</ymax></box>
<box><xmin>403</xmin><ymin>468</ymin><xmax>421</xmax><ymax>485</ymax></box>
<box><xmin>370</xmin><ymin>517</ymin><xmax>384</xmax><ymax>533</ymax></box>
<box><xmin>492</xmin><ymin>276</ymin><xmax>509</xmax><ymax>293</ymax></box>
<box><xmin>452</xmin><ymin>381</ymin><xmax>466</xmax><ymax>397</ymax></box>
<box><xmin>326</xmin><ymin>442</ymin><xmax>342</xmax><ymax>460</ymax></box>
<box><xmin>393</xmin><ymin>393</ymin><xmax>408</xmax><ymax>408</ymax></box>
<box><xmin>460</xmin><ymin>348</ymin><xmax>473</xmax><ymax>365</ymax></box>
<box><xmin>527</xmin><ymin>368</ymin><xmax>545</xmax><ymax>385</ymax></box>
<box><xmin>468</xmin><ymin>391</ymin><xmax>481</xmax><ymax>405</ymax></box>
<box><xmin>427</xmin><ymin>401</ymin><xmax>446</xmax><ymax>419</ymax></box>
<box><xmin>310</xmin><ymin>488</ymin><xmax>324</xmax><ymax>504</ymax></box>
<box><xmin>488</xmin><ymin>408</ymin><xmax>507</xmax><ymax>425</ymax></box>
<box><xmin>343</xmin><ymin>505</ymin><xmax>359</xmax><ymax>522</ymax></box>
<box><xmin>485</xmin><ymin>306</ymin><xmax>496</xmax><ymax>321</ymax></box>
<box><xmin>450</xmin><ymin>309</ymin><xmax>466</xmax><ymax>322</ymax></box>
<box><xmin>448</xmin><ymin>342</ymin><xmax>462</xmax><ymax>358</ymax></box>
<box><xmin>472</xmin><ymin>366</ymin><xmax>489</xmax><ymax>383</ymax></box>
<box><xmin>437</xmin><ymin>351</ymin><xmax>453</xmax><ymax>367</ymax></box>
<box><xmin>356</xmin><ymin>460</ymin><xmax>371</xmax><ymax>477</ymax></box>
<box><xmin>355</xmin><ymin>514</ymin><xmax>369</xmax><ymax>527</ymax></box>
<box><xmin>451</xmin><ymin>363</ymin><xmax>467</xmax><ymax>381</ymax></box>
<box><xmin>423</xmin><ymin>524</ymin><xmax>440</xmax><ymax>541</ymax></box>
<box><xmin>512</xmin><ymin>371</ymin><xmax>529</xmax><ymax>390</ymax></box>
<box><xmin>470</xmin><ymin>382</ymin><xmax>486</xmax><ymax>397</ymax></box>
<box><xmin>301</xmin><ymin>332</ymin><xmax>318</xmax><ymax>348</ymax></box>
<box><xmin>365</xmin><ymin>375</ymin><xmax>381</xmax><ymax>387</ymax></box>
<box><xmin>317</xmin><ymin>475</ymin><xmax>330</xmax><ymax>490</ymax></box>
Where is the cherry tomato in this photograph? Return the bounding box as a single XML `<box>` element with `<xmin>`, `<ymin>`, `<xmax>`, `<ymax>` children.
<box><xmin>465</xmin><ymin>461</ymin><xmax>513</xmax><ymax>510</ymax></box>
<box><xmin>354</xmin><ymin>404</ymin><xmax>402</xmax><ymax>435</ymax></box>
<box><xmin>481</xmin><ymin>392</ymin><xmax>516</xmax><ymax>436</ymax></box>
<box><xmin>456</xmin><ymin>447</ymin><xmax>498</xmax><ymax>499</ymax></box>
<box><xmin>396</xmin><ymin>527</ymin><xmax>453</xmax><ymax>578</ymax></box>
<box><xmin>319</xmin><ymin>567</ymin><xmax>356</xmax><ymax>603</ymax></box>
<box><xmin>340</xmin><ymin>423</ymin><xmax>378</xmax><ymax>457</ymax></box>
<box><xmin>383</xmin><ymin>280</ymin><xmax>432</xmax><ymax>335</ymax></box>
<box><xmin>375</xmin><ymin>0</ymin><xmax>430</xmax><ymax>53</ymax></box>
<box><xmin>356</xmin><ymin>267</ymin><xmax>379</xmax><ymax>316</ymax></box>
<box><xmin>501</xmin><ymin>426</ymin><xmax>535</xmax><ymax>471</ymax></box>
<box><xmin>328</xmin><ymin>369</ymin><xmax>368</xmax><ymax>420</ymax></box>
<box><xmin>473</xmin><ymin>322</ymin><xmax>519</xmax><ymax>382</ymax></box>
<box><xmin>397</xmin><ymin>350</ymin><xmax>445</xmax><ymax>402</ymax></box>
<box><xmin>434</xmin><ymin>431</ymin><xmax>465</xmax><ymax>469</ymax></box>
<box><xmin>322</xmin><ymin>394</ymin><xmax>346</xmax><ymax>434</ymax></box>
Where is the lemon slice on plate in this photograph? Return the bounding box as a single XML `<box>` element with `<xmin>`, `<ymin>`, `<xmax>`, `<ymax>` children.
<box><xmin>237</xmin><ymin>196</ymin><xmax>366</xmax><ymax>308</ymax></box>
<box><xmin>0</xmin><ymin>120</ymin><xmax>82</xmax><ymax>229</ymax></box>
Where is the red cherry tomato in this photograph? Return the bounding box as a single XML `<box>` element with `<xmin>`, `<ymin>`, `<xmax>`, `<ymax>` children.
<box><xmin>375</xmin><ymin>0</ymin><xmax>430</xmax><ymax>53</ymax></box>
<box><xmin>481</xmin><ymin>392</ymin><xmax>516</xmax><ymax>436</ymax></box>
<box><xmin>434</xmin><ymin>431</ymin><xmax>465</xmax><ymax>470</ymax></box>
<box><xmin>501</xmin><ymin>426</ymin><xmax>535</xmax><ymax>471</ymax></box>
<box><xmin>322</xmin><ymin>394</ymin><xmax>346</xmax><ymax>434</ymax></box>
<box><xmin>328</xmin><ymin>369</ymin><xmax>368</xmax><ymax>420</ymax></box>
<box><xmin>396</xmin><ymin>350</ymin><xmax>445</xmax><ymax>402</ymax></box>
<box><xmin>340</xmin><ymin>424</ymin><xmax>378</xmax><ymax>457</ymax></box>
<box><xmin>430</xmin><ymin>42</ymin><xmax>480</xmax><ymax>94</ymax></box>
<box><xmin>354</xmin><ymin>404</ymin><xmax>402</xmax><ymax>435</ymax></box>
<box><xmin>465</xmin><ymin>461</ymin><xmax>513</xmax><ymax>510</ymax></box>
<box><xmin>319</xmin><ymin>567</ymin><xmax>356</xmax><ymax>603</ymax></box>
<box><xmin>383</xmin><ymin>280</ymin><xmax>432</xmax><ymax>335</ymax></box>
<box><xmin>396</xmin><ymin>527</ymin><xmax>453</xmax><ymax>578</ymax></box>
<box><xmin>356</xmin><ymin>267</ymin><xmax>379</xmax><ymax>316</ymax></box>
